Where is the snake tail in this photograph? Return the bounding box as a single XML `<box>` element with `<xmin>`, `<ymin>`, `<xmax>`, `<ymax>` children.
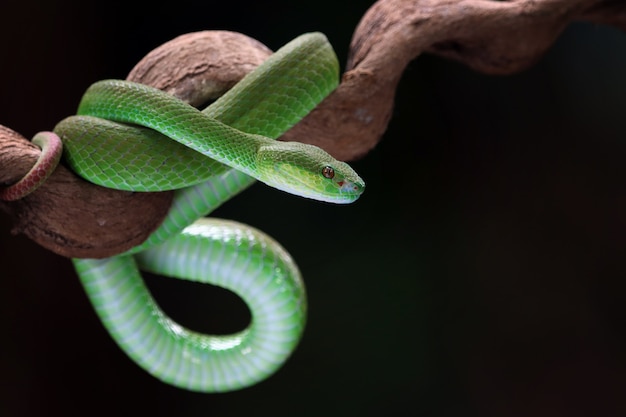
<box><xmin>0</xmin><ymin>131</ymin><xmax>62</xmax><ymax>201</ymax></box>
<box><xmin>74</xmin><ymin>218</ymin><xmax>306</xmax><ymax>392</ymax></box>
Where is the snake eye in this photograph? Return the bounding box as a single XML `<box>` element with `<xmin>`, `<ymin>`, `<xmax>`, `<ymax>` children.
<box><xmin>322</xmin><ymin>166</ymin><xmax>335</xmax><ymax>179</ymax></box>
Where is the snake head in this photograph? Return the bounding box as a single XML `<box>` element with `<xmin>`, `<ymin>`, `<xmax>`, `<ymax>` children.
<box><xmin>257</xmin><ymin>141</ymin><xmax>365</xmax><ymax>204</ymax></box>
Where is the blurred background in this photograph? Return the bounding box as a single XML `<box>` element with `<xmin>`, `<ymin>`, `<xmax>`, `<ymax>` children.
<box><xmin>1</xmin><ymin>1</ymin><xmax>625</xmax><ymax>416</ymax></box>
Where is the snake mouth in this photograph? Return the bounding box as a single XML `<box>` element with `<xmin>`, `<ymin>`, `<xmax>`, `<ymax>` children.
<box><xmin>266</xmin><ymin>174</ymin><xmax>361</xmax><ymax>204</ymax></box>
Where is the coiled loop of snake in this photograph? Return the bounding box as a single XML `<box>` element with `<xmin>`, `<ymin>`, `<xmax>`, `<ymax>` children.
<box><xmin>48</xmin><ymin>32</ymin><xmax>364</xmax><ymax>392</ymax></box>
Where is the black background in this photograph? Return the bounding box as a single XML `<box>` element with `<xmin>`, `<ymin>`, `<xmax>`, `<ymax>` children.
<box><xmin>1</xmin><ymin>1</ymin><xmax>625</xmax><ymax>416</ymax></box>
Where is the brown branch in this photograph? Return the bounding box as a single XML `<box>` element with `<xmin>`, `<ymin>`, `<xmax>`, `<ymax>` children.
<box><xmin>0</xmin><ymin>31</ymin><xmax>273</xmax><ymax>258</ymax></box>
<box><xmin>285</xmin><ymin>0</ymin><xmax>626</xmax><ymax>160</ymax></box>
<box><xmin>1</xmin><ymin>0</ymin><xmax>625</xmax><ymax>258</ymax></box>
<box><xmin>0</xmin><ymin>124</ymin><xmax>173</xmax><ymax>259</ymax></box>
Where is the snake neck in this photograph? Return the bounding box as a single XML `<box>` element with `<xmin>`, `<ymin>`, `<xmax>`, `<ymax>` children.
<box><xmin>204</xmin><ymin>130</ymin><xmax>272</xmax><ymax>178</ymax></box>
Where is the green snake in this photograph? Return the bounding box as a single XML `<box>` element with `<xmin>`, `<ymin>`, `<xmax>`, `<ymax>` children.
<box><xmin>1</xmin><ymin>33</ymin><xmax>364</xmax><ymax>392</ymax></box>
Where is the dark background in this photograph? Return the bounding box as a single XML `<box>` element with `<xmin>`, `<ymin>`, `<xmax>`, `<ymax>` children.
<box><xmin>1</xmin><ymin>1</ymin><xmax>625</xmax><ymax>416</ymax></box>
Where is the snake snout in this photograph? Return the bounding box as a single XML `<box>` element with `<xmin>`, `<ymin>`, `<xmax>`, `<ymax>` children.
<box><xmin>341</xmin><ymin>180</ymin><xmax>363</xmax><ymax>193</ymax></box>
<box><xmin>335</xmin><ymin>178</ymin><xmax>365</xmax><ymax>203</ymax></box>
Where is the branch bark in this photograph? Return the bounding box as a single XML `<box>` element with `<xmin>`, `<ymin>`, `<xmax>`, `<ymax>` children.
<box><xmin>285</xmin><ymin>0</ymin><xmax>626</xmax><ymax>160</ymax></box>
<box><xmin>1</xmin><ymin>0</ymin><xmax>625</xmax><ymax>258</ymax></box>
<box><xmin>0</xmin><ymin>124</ymin><xmax>173</xmax><ymax>258</ymax></box>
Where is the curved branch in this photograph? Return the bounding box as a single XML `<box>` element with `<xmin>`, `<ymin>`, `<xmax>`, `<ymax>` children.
<box><xmin>0</xmin><ymin>123</ymin><xmax>173</xmax><ymax>259</ymax></box>
<box><xmin>284</xmin><ymin>0</ymin><xmax>626</xmax><ymax>160</ymax></box>
<box><xmin>0</xmin><ymin>31</ymin><xmax>273</xmax><ymax>258</ymax></box>
<box><xmin>1</xmin><ymin>0</ymin><xmax>625</xmax><ymax>257</ymax></box>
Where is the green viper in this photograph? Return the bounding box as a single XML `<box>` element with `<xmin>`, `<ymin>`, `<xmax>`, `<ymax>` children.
<box><xmin>2</xmin><ymin>33</ymin><xmax>364</xmax><ymax>392</ymax></box>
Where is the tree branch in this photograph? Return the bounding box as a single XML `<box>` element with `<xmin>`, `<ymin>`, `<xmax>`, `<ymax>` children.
<box><xmin>1</xmin><ymin>0</ymin><xmax>624</xmax><ymax>257</ymax></box>
<box><xmin>285</xmin><ymin>0</ymin><xmax>626</xmax><ymax>160</ymax></box>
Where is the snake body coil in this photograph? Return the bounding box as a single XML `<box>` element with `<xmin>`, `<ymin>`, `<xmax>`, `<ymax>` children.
<box><xmin>49</xmin><ymin>32</ymin><xmax>365</xmax><ymax>391</ymax></box>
